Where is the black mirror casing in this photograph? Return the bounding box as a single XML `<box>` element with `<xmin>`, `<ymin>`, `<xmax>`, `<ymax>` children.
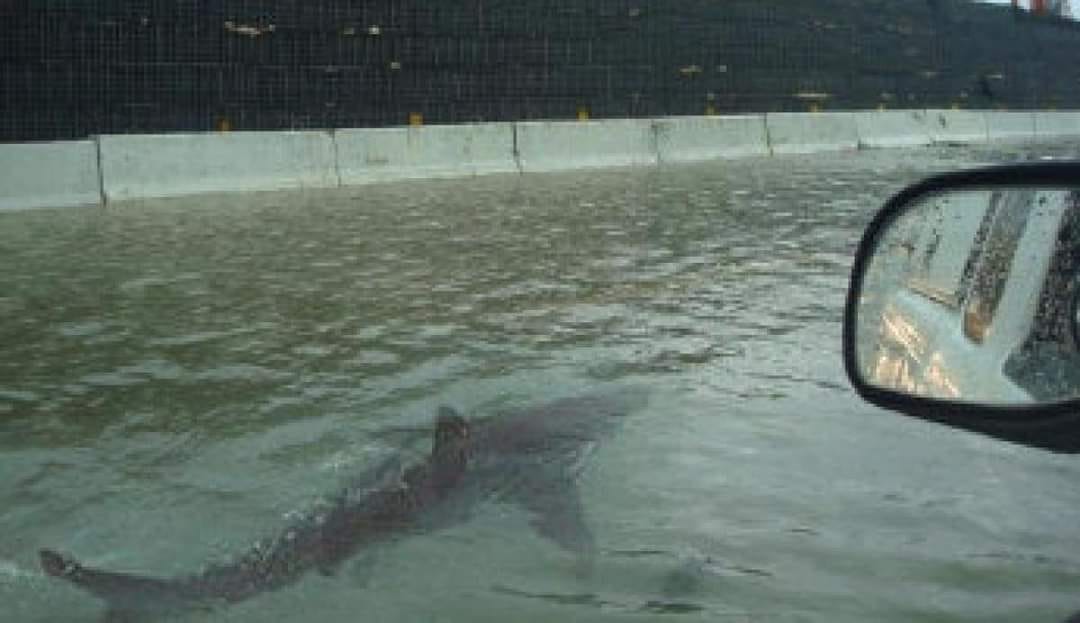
<box><xmin>844</xmin><ymin>162</ymin><xmax>1080</xmax><ymax>454</ymax></box>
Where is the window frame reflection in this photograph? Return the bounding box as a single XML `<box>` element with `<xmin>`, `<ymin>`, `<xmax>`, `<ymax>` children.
<box><xmin>858</xmin><ymin>186</ymin><xmax>1080</xmax><ymax>405</ymax></box>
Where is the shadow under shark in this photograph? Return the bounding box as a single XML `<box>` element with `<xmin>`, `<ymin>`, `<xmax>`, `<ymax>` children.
<box><xmin>39</xmin><ymin>389</ymin><xmax>647</xmax><ymax>621</ymax></box>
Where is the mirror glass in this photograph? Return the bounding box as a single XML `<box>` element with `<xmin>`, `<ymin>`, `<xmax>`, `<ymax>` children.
<box><xmin>854</xmin><ymin>186</ymin><xmax>1080</xmax><ymax>405</ymax></box>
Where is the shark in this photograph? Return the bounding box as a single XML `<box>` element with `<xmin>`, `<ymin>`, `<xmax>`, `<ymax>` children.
<box><xmin>38</xmin><ymin>389</ymin><xmax>646</xmax><ymax>621</ymax></box>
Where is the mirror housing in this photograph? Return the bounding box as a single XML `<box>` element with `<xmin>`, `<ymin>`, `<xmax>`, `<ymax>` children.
<box><xmin>844</xmin><ymin>162</ymin><xmax>1080</xmax><ymax>454</ymax></box>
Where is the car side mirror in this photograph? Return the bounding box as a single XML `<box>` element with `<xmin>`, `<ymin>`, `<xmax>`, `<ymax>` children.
<box><xmin>844</xmin><ymin>162</ymin><xmax>1080</xmax><ymax>453</ymax></box>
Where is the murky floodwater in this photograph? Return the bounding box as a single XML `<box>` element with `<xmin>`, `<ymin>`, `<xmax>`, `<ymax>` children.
<box><xmin>2</xmin><ymin>143</ymin><xmax>1080</xmax><ymax>623</ymax></box>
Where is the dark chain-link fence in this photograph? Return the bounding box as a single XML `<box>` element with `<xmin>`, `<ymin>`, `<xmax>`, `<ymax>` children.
<box><xmin>3</xmin><ymin>0</ymin><xmax>1080</xmax><ymax>142</ymax></box>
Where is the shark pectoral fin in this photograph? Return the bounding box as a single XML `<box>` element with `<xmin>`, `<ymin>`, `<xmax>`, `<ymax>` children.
<box><xmin>345</xmin><ymin>551</ymin><xmax>380</xmax><ymax>588</ymax></box>
<box><xmin>514</xmin><ymin>478</ymin><xmax>597</xmax><ymax>562</ymax></box>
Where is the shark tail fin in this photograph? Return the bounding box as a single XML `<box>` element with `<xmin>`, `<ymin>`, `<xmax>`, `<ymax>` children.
<box><xmin>40</xmin><ymin>548</ymin><xmax>81</xmax><ymax>579</ymax></box>
<box><xmin>40</xmin><ymin>548</ymin><xmax>204</xmax><ymax>620</ymax></box>
<box><xmin>41</xmin><ymin>549</ymin><xmax>141</xmax><ymax>622</ymax></box>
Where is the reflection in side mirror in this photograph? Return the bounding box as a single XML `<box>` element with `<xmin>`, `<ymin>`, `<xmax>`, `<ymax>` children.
<box><xmin>851</xmin><ymin>180</ymin><xmax>1080</xmax><ymax>406</ymax></box>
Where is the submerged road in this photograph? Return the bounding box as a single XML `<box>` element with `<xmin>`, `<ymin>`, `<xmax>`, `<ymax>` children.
<box><xmin>2</xmin><ymin>142</ymin><xmax>1080</xmax><ymax>622</ymax></box>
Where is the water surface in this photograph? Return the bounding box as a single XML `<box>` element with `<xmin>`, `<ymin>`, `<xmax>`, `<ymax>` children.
<box><xmin>2</xmin><ymin>144</ymin><xmax>1079</xmax><ymax>622</ymax></box>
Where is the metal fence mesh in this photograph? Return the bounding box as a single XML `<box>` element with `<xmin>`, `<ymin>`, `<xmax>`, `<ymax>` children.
<box><xmin>3</xmin><ymin>0</ymin><xmax>1080</xmax><ymax>142</ymax></box>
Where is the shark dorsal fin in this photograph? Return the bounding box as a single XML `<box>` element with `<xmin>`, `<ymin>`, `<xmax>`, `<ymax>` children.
<box><xmin>436</xmin><ymin>405</ymin><xmax>462</xmax><ymax>420</ymax></box>
<box><xmin>433</xmin><ymin>407</ymin><xmax>468</xmax><ymax>456</ymax></box>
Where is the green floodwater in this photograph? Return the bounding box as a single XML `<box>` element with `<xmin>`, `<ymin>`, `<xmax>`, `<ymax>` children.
<box><xmin>2</xmin><ymin>144</ymin><xmax>1080</xmax><ymax>622</ymax></box>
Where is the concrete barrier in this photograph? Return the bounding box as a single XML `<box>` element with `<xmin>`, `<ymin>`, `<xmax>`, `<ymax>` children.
<box><xmin>98</xmin><ymin>131</ymin><xmax>338</xmax><ymax>201</ymax></box>
<box><xmin>765</xmin><ymin>112</ymin><xmax>859</xmax><ymax>155</ymax></box>
<box><xmin>514</xmin><ymin>119</ymin><xmax>657</xmax><ymax>173</ymax></box>
<box><xmin>0</xmin><ymin>141</ymin><xmax>101</xmax><ymax>210</ymax></box>
<box><xmin>985</xmin><ymin>112</ymin><xmax>1036</xmax><ymax>142</ymax></box>
<box><xmin>854</xmin><ymin>111</ymin><xmax>933</xmax><ymax>149</ymax></box>
<box><xmin>336</xmin><ymin>123</ymin><xmax>517</xmax><ymax>185</ymax></box>
<box><xmin>16</xmin><ymin>110</ymin><xmax>1080</xmax><ymax>211</ymax></box>
<box><xmin>1033</xmin><ymin>111</ymin><xmax>1080</xmax><ymax>138</ymax></box>
<box><xmin>654</xmin><ymin>115</ymin><xmax>769</xmax><ymax>163</ymax></box>
<box><xmin>920</xmin><ymin>109</ymin><xmax>988</xmax><ymax>144</ymax></box>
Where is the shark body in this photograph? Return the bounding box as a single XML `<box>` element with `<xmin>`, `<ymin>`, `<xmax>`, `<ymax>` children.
<box><xmin>39</xmin><ymin>390</ymin><xmax>645</xmax><ymax>621</ymax></box>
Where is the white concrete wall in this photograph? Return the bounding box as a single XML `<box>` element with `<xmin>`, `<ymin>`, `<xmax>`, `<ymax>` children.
<box><xmin>854</xmin><ymin>111</ymin><xmax>932</xmax><ymax>149</ymax></box>
<box><xmin>1034</xmin><ymin>111</ymin><xmax>1080</xmax><ymax>138</ymax></box>
<box><xmin>336</xmin><ymin>123</ymin><xmax>518</xmax><ymax>185</ymax></box>
<box><xmin>654</xmin><ymin>115</ymin><xmax>769</xmax><ymax>163</ymax></box>
<box><xmin>920</xmin><ymin>109</ymin><xmax>988</xmax><ymax>144</ymax></box>
<box><xmin>765</xmin><ymin>112</ymin><xmax>859</xmax><ymax>155</ymax></box>
<box><xmin>0</xmin><ymin>141</ymin><xmax>101</xmax><ymax>210</ymax></box>
<box><xmin>985</xmin><ymin>112</ymin><xmax>1036</xmax><ymax>142</ymax></box>
<box><xmin>514</xmin><ymin>119</ymin><xmax>657</xmax><ymax>173</ymax></box>
<box><xmin>98</xmin><ymin>131</ymin><xmax>338</xmax><ymax>201</ymax></box>
<box><xmin>10</xmin><ymin>109</ymin><xmax>1080</xmax><ymax>210</ymax></box>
